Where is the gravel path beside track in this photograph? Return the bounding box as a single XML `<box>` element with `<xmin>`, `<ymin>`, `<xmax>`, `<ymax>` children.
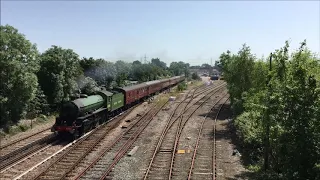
<box><xmin>215</xmin><ymin>101</ymin><xmax>248</xmax><ymax>180</ymax></box>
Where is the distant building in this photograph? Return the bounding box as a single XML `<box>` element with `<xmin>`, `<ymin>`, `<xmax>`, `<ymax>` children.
<box><xmin>189</xmin><ymin>67</ymin><xmax>220</xmax><ymax>76</ymax></box>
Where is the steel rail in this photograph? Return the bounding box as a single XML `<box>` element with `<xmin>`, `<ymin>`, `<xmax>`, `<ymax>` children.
<box><xmin>33</xmin><ymin>105</ymin><xmax>138</xmax><ymax>180</ymax></box>
<box><xmin>0</xmin><ymin>133</ymin><xmax>56</xmax><ymax>170</ymax></box>
<box><xmin>72</xmin><ymin>102</ymin><xmax>159</xmax><ymax>179</ymax></box>
<box><xmin>75</xmin><ymin>82</ymin><xmax>205</xmax><ymax>180</ymax></box>
<box><xmin>143</xmin><ymin>83</ymin><xmax>226</xmax><ymax>180</ymax></box>
<box><xmin>0</xmin><ymin>127</ymin><xmax>51</xmax><ymax>150</ymax></box>
<box><xmin>187</xmin><ymin>95</ymin><xmax>229</xmax><ymax>180</ymax></box>
<box><xmin>168</xmin><ymin>91</ymin><xmax>228</xmax><ymax>180</ymax></box>
<box><xmin>98</xmin><ymin>101</ymin><xmax>169</xmax><ymax>180</ymax></box>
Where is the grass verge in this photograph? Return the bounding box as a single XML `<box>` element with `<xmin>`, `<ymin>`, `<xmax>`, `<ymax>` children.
<box><xmin>0</xmin><ymin>115</ymin><xmax>56</xmax><ymax>139</ymax></box>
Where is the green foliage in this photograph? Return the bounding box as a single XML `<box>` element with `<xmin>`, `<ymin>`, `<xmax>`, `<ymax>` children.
<box><xmin>115</xmin><ymin>60</ymin><xmax>131</xmax><ymax>87</ymax></box>
<box><xmin>79</xmin><ymin>57</ymin><xmax>97</xmax><ymax>73</ymax></box>
<box><xmin>0</xmin><ymin>25</ymin><xmax>39</xmax><ymax>126</ymax></box>
<box><xmin>130</xmin><ymin>60</ymin><xmax>171</xmax><ymax>82</ymax></box>
<box><xmin>37</xmin><ymin>46</ymin><xmax>82</xmax><ymax>106</ymax></box>
<box><xmin>220</xmin><ymin>40</ymin><xmax>320</xmax><ymax>179</ymax></box>
<box><xmin>26</xmin><ymin>86</ymin><xmax>50</xmax><ymax>118</ymax></box>
<box><xmin>169</xmin><ymin>61</ymin><xmax>190</xmax><ymax>77</ymax></box>
<box><xmin>132</xmin><ymin>60</ymin><xmax>142</xmax><ymax>66</ymax></box>
<box><xmin>219</xmin><ymin>44</ymin><xmax>255</xmax><ymax>116</ymax></box>
<box><xmin>177</xmin><ymin>82</ymin><xmax>187</xmax><ymax>91</ymax></box>
<box><xmin>151</xmin><ymin>58</ymin><xmax>167</xmax><ymax>69</ymax></box>
<box><xmin>235</xmin><ymin>111</ymin><xmax>263</xmax><ymax>145</ymax></box>
<box><xmin>18</xmin><ymin>124</ymin><xmax>28</xmax><ymax>132</ymax></box>
<box><xmin>191</xmin><ymin>72</ymin><xmax>200</xmax><ymax>80</ymax></box>
<box><xmin>77</xmin><ymin>76</ymin><xmax>100</xmax><ymax>95</ymax></box>
<box><xmin>201</xmin><ymin>63</ymin><xmax>212</xmax><ymax>69</ymax></box>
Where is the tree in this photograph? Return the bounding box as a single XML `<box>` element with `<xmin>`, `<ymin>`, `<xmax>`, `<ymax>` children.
<box><xmin>214</xmin><ymin>60</ymin><xmax>222</xmax><ymax>72</ymax></box>
<box><xmin>79</xmin><ymin>58</ymin><xmax>117</xmax><ymax>88</ymax></box>
<box><xmin>77</xmin><ymin>76</ymin><xmax>100</xmax><ymax>95</ymax></box>
<box><xmin>191</xmin><ymin>72</ymin><xmax>200</xmax><ymax>80</ymax></box>
<box><xmin>272</xmin><ymin>41</ymin><xmax>320</xmax><ymax>179</ymax></box>
<box><xmin>169</xmin><ymin>61</ymin><xmax>189</xmax><ymax>77</ymax></box>
<box><xmin>0</xmin><ymin>25</ymin><xmax>39</xmax><ymax>125</ymax></box>
<box><xmin>132</xmin><ymin>60</ymin><xmax>142</xmax><ymax>66</ymax></box>
<box><xmin>79</xmin><ymin>57</ymin><xmax>96</xmax><ymax>74</ymax></box>
<box><xmin>95</xmin><ymin>61</ymin><xmax>117</xmax><ymax>88</ymax></box>
<box><xmin>151</xmin><ymin>58</ymin><xmax>167</xmax><ymax>69</ymax></box>
<box><xmin>222</xmin><ymin>40</ymin><xmax>320</xmax><ymax>179</ymax></box>
<box><xmin>201</xmin><ymin>63</ymin><xmax>212</xmax><ymax>69</ymax></box>
<box><xmin>27</xmin><ymin>86</ymin><xmax>50</xmax><ymax>118</ymax></box>
<box><xmin>115</xmin><ymin>60</ymin><xmax>131</xmax><ymax>87</ymax></box>
<box><xmin>37</xmin><ymin>46</ymin><xmax>82</xmax><ymax>106</ymax></box>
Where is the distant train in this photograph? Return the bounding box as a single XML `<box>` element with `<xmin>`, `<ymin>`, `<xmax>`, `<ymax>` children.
<box><xmin>51</xmin><ymin>76</ymin><xmax>185</xmax><ymax>139</ymax></box>
<box><xmin>210</xmin><ymin>74</ymin><xmax>224</xmax><ymax>81</ymax></box>
<box><xmin>210</xmin><ymin>75</ymin><xmax>219</xmax><ymax>80</ymax></box>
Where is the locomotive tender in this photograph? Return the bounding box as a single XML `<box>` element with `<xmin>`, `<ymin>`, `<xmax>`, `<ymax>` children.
<box><xmin>52</xmin><ymin>76</ymin><xmax>185</xmax><ymax>139</ymax></box>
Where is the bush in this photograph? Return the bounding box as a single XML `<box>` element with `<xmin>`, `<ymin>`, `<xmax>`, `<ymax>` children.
<box><xmin>191</xmin><ymin>73</ymin><xmax>200</xmax><ymax>80</ymax></box>
<box><xmin>18</xmin><ymin>124</ymin><xmax>28</xmax><ymax>132</ymax></box>
<box><xmin>177</xmin><ymin>82</ymin><xmax>187</xmax><ymax>91</ymax></box>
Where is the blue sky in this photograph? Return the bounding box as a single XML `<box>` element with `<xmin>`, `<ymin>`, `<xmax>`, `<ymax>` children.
<box><xmin>1</xmin><ymin>1</ymin><xmax>319</xmax><ymax>66</ymax></box>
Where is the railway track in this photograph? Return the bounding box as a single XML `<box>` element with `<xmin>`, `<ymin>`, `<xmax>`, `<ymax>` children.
<box><xmin>29</xmin><ymin>104</ymin><xmax>142</xmax><ymax>180</ymax></box>
<box><xmin>171</xmin><ymin>93</ymin><xmax>229</xmax><ymax>180</ymax></box>
<box><xmin>30</xmin><ymin>98</ymin><xmax>167</xmax><ymax>180</ymax></box>
<box><xmin>0</xmin><ymin>127</ymin><xmax>51</xmax><ymax>151</ymax></box>
<box><xmin>72</xmin><ymin>81</ymin><xmax>212</xmax><ymax>180</ymax></box>
<box><xmin>143</xmin><ymin>83</ymin><xmax>227</xmax><ymax>180</ymax></box>
<box><xmin>0</xmin><ymin>131</ymin><xmax>56</xmax><ymax>170</ymax></box>
<box><xmin>73</xmin><ymin>101</ymin><xmax>168</xmax><ymax>180</ymax></box>
<box><xmin>0</xmin><ymin>139</ymin><xmax>68</xmax><ymax>180</ymax></box>
<box><xmin>1</xmin><ymin>81</ymin><xmax>219</xmax><ymax>180</ymax></box>
<box><xmin>187</xmin><ymin>96</ymin><xmax>229</xmax><ymax>180</ymax></box>
<box><xmin>10</xmin><ymin>83</ymin><xmax>198</xmax><ymax>180</ymax></box>
<box><xmin>185</xmin><ymin>81</ymin><xmax>223</xmax><ymax>101</ymax></box>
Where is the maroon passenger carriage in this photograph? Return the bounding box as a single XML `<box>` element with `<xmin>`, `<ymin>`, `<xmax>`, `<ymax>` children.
<box><xmin>115</xmin><ymin>75</ymin><xmax>185</xmax><ymax>108</ymax></box>
<box><xmin>169</xmin><ymin>76</ymin><xmax>182</xmax><ymax>86</ymax></box>
<box><xmin>146</xmin><ymin>80</ymin><xmax>162</xmax><ymax>95</ymax></box>
<box><xmin>114</xmin><ymin>83</ymin><xmax>149</xmax><ymax>107</ymax></box>
<box><xmin>159</xmin><ymin>79</ymin><xmax>170</xmax><ymax>90</ymax></box>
